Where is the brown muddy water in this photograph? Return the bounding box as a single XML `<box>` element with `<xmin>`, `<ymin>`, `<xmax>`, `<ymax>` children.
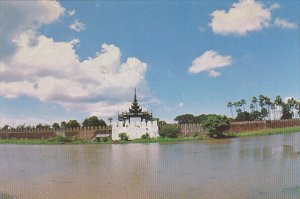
<box><xmin>1</xmin><ymin>133</ymin><xmax>300</xmax><ymax>199</ymax></box>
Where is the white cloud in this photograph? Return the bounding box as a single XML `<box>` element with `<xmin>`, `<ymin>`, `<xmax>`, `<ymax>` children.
<box><xmin>269</xmin><ymin>3</ymin><xmax>280</xmax><ymax>10</ymax></box>
<box><xmin>274</xmin><ymin>18</ymin><xmax>297</xmax><ymax>29</ymax></box>
<box><xmin>208</xmin><ymin>70</ymin><xmax>221</xmax><ymax>78</ymax></box>
<box><xmin>188</xmin><ymin>50</ymin><xmax>232</xmax><ymax>77</ymax></box>
<box><xmin>0</xmin><ymin>1</ymin><xmax>65</xmax><ymax>58</ymax></box>
<box><xmin>0</xmin><ymin>112</ymin><xmax>51</xmax><ymax>126</ymax></box>
<box><xmin>209</xmin><ymin>0</ymin><xmax>272</xmax><ymax>36</ymax></box>
<box><xmin>178</xmin><ymin>102</ymin><xmax>184</xmax><ymax>108</ymax></box>
<box><xmin>68</xmin><ymin>10</ymin><xmax>76</xmax><ymax>16</ymax></box>
<box><xmin>69</xmin><ymin>19</ymin><xmax>85</xmax><ymax>32</ymax></box>
<box><xmin>0</xmin><ymin>2</ymin><xmax>157</xmax><ymax>118</ymax></box>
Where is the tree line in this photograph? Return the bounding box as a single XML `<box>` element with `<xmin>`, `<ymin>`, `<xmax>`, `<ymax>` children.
<box><xmin>1</xmin><ymin>116</ymin><xmax>109</xmax><ymax>131</ymax></box>
<box><xmin>227</xmin><ymin>95</ymin><xmax>300</xmax><ymax>121</ymax></box>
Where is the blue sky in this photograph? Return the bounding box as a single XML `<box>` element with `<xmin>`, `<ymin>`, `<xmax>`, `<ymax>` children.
<box><xmin>0</xmin><ymin>0</ymin><xmax>299</xmax><ymax>126</ymax></box>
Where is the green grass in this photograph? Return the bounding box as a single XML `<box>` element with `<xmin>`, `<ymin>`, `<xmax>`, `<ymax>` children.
<box><xmin>0</xmin><ymin>192</ymin><xmax>16</xmax><ymax>199</ymax></box>
<box><xmin>227</xmin><ymin>126</ymin><xmax>300</xmax><ymax>138</ymax></box>
<box><xmin>0</xmin><ymin>135</ymin><xmax>205</xmax><ymax>145</ymax></box>
<box><xmin>118</xmin><ymin>136</ymin><xmax>205</xmax><ymax>144</ymax></box>
<box><xmin>0</xmin><ymin>136</ymin><xmax>111</xmax><ymax>145</ymax></box>
<box><xmin>1</xmin><ymin>127</ymin><xmax>300</xmax><ymax>145</ymax></box>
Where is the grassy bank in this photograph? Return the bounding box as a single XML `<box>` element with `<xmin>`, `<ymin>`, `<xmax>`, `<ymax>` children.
<box><xmin>0</xmin><ymin>192</ymin><xmax>15</xmax><ymax>199</ymax></box>
<box><xmin>0</xmin><ymin>135</ymin><xmax>205</xmax><ymax>145</ymax></box>
<box><xmin>119</xmin><ymin>136</ymin><xmax>204</xmax><ymax>144</ymax></box>
<box><xmin>0</xmin><ymin>136</ymin><xmax>96</xmax><ymax>145</ymax></box>
<box><xmin>227</xmin><ymin>126</ymin><xmax>300</xmax><ymax>137</ymax></box>
<box><xmin>1</xmin><ymin>127</ymin><xmax>300</xmax><ymax>145</ymax></box>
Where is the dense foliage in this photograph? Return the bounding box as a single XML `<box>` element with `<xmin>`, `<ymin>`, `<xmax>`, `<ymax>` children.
<box><xmin>141</xmin><ymin>133</ymin><xmax>150</xmax><ymax>139</ymax></box>
<box><xmin>201</xmin><ymin>115</ymin><xmax>230</xmax><ymax>138</ymax></box>
<box><xmin>174</xmin><ymin>114</ymin><xmax>219</xmax><ymax>124</ymax></box>
<box><xmin>82</xmin><ymin>116</ymin><xmax>107</xmax><ymax>127</ymax></box>
<box><xmin>119</xmin><ymin>132</ymin><xmax>129</xmax><ymax>141</ymax></box>
<box><xmin>227</xmin><ymin>95</ymin><xmax>298</xmax><ymax>121</ymax></box>
<box><xmin>159</xmin><ymin>125</ymin><xmax>180</xmax><ymax>138</ymax></box>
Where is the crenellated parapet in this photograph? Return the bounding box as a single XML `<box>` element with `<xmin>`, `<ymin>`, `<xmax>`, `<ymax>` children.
<box><xmin>111</xmin><ymin>121</ymin><xmax>159</xmax><ymax>140</ymax></box>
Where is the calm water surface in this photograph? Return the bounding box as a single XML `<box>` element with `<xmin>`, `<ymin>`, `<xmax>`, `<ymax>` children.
<box><xmin>1</xmin><ymin>133</ymin><xmax>300</xmax><ymax>199</ymax></box>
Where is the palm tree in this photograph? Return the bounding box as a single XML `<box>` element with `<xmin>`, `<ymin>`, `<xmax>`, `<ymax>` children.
<box><xmin>295</xmin><ymin>101</ymin><xmax>300</xmax><ymax>118</ymax></box>
<box><xmin>275</xmin><ymin>95</ymin><xmax>283</xmax><ymax>120</ymax></box>
<box><xmin>108</xmin><ymin>117</ymin><xmax>113</xmax><ymax>125</ymax></box>
<box><xmin>236</xmin><ymin>101</ymin><xmax>243</xmax><ymax>114</ymax></box>
<box><xmin>271</xmin><ymin>102</ymin><xmax>276</xmax><ymax>120</ymax></box>
<box><xmin>259</xmin><ymin>95</ymin><xmax>265</xmax><ymax>111</ymax></box>
<box><xmin>252</xmin><ymin>97</ymin><xmax>258</xmax><ymax>111</ymax></box>
<box><xmin>233</xmin><ymin>102</ymin><xmax>238</xmax><ymax>113</ymax></box>
<box><xmin>250</xmin><ymin>103</ymin><xmax>255</xmax><ymax>112</ymax></box>
<box><xmin>241</xmin><ymin>99</ymin><xmax>246</xmax><ymax>112</ymax></box>
<box><xmin>288</xmin><ymin>98</ymin><xmax>296</xmax><ymax>118</ymax></box>
<box><xmin>227</xmin><ymin>102</ymin><xmax>234</xmax><ymax>117</ymax></box>
<box><xmin>264</xmin><ymin>96</ymin><xmax>272</xmax><ymax>120</ymax></box>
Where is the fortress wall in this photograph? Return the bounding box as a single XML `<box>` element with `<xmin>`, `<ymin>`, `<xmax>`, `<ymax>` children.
<box><xmin>0</xmin><ymin>126</ymin><xmax>112</xmax><ymax>140</ymax></box>
<box><xmin>112</xmin><ymin>121</ymin><xmax>159</xmax><ymax>140</ymax></box>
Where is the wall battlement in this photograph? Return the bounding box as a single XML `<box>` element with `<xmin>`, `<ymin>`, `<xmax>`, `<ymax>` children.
<box><xmin>112</xmin><ymin>121</ymin><xmax>159</xmax><ymax>140</ymax></box>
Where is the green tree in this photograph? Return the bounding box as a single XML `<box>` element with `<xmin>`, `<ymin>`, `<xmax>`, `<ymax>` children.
<box><xmin>264</xmin><ymin>96</ymin><xmax>272</xmax><ymax>119</ymax></box>
<box><xmin>36</xmin><ymin>123</ymin><xmax>50</xmax><ymax>129</ymax></box>
<box><xmin>108</xmin><ymin>117</ymin><xmax>113</xmax><ymax>125</ymax></box>
<box><xmin>295</xmin><ymin>101</ymin><xmax>300</xmax><ymax>118</ymax></box>
<box><xmin>82</xmin><ymin>116</ymin><xmax>106</xmax><ymax>127</ymax></box>
<box><xmin>236</xmin><ymin>111</ymin><xmax>252</xmax><ymax>121</ymax></box>
<box><xmin>227</xmin><ymin>102</ymin><xmax>234</xmax><ymax>117</ymax></box>
<box><xmin>250</xmin><ymin>103</ymin><xmax>255</xmax><ymax>112</ymax></box>
<box><xmin>174</xmin><ymin>114</ymin><xmax>196</xmax><ymax>124</ymax></box>
<box><xmin>252</xmin><ymin>97</ymin><xmax>258</xmax><ymax>111</ymax></box>
<box><xmin>159</xmin><ymin>125</ymin><xmax>180</xmax><ymax>138</ymax></box>
<box><xmin>261</xmin><ymin>108</ymin><xmax>268</xmax><ymax>120</ymax></box>
<box><xmin>60</xmin><ymin>121</ymin><xmax>67</xmax><ymax>129</ymax></box>
<box><xmin>259</xmin><ymin>95</ymin><xmax>265</xmax><ymax>110</ymax></box>
<box><xmin>275</xmin><ymin>95</ymin><xmax>283</xmax><ymax>119</ymax></box>
<box><xmin>281</xmin><ymin>103</ymin><xmax>293</xmax><ymax>120</ymax></box>
<box><xmin>201</xmin><ymin>115</ymin><xmax>230</xmax><ymax>138</ymax></box>
<box><xmin>67</xmin><ymin>120</ymin><xmax>80</xmax><ymax>128</ymax></box>
<box><xmin>1</xmin><ymin>124</ymin><xmax>10</xmax><ymax>130</ymax></box>
<box><xmin>241</xmin><ymin>99</ymin><xmax>246</xmax><ymax>112</ymax></box>
<box><xmin>52</xmin><ymin>123</ymin><xmax>60</xmax><ymax>129</ymax></box>
<box><xmin>119</xmin><ymin>133</ymin><xmax>129</xmax><ymax>141</ymax></box>
<box><xmin>250</xmin><ymin>111</ymin><xmax>263</xmax><ymax>121</ymax></box>
<box><xmin>288</xmin><ymin>98</ymin><xmax>296</xmax><ymax>118</ymax></box>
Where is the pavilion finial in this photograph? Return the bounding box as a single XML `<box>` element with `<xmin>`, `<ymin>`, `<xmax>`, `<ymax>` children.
<box><xmin>134</xmin><ymin>88</ymin><xmax>137</xmax><ymax>101</ymax></box>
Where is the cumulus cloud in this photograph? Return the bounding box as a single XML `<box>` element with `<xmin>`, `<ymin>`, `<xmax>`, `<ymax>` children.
<box><xmin>0</xmin><ymin>1</ymin><xmax>65</xmax><ymax>59</ymax></box>
<box><xmin>69</xmin><ymin>19</ymin><xmax>85</xmax><ymax>32</ymax></box>
<box><xmin>0</xmin><ymin>1</ymin><xmax>156</xmax><ymax>118</ymax></box>
<box><xmin>0</xmin><ymin>112</ymin><xmax>51</xmax><ymax>126</ymax></box>
<box><xmin>269</xmin><ymin>3</ymin><xmax>280</xmax><ymax>10</ymax></box>
<box><xmin>210</xmin><ymin>0</ymin><xmax>274</xmax><ymax>36</ymax></box>
<box><xmin>274</xmin><ymin>18</ymin><xmax>297</xmax><ymax>29</ymax></box>
<box><xmin>188</xmin><ymin>50</ymin><xmax>232</xmax><ymax>77</ymax></box>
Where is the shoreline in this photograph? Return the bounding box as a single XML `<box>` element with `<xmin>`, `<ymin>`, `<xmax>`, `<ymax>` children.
<box><xmin>0</xmin><ymin>126</ymin><xmax>300</xmax><ymax>145</ymax></box>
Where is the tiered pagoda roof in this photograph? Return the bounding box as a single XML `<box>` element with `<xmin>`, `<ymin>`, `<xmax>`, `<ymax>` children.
<box><xmin>118</xmin><ymin>89</ymin><xmax>153</xmax><ymax>123</ymax></box>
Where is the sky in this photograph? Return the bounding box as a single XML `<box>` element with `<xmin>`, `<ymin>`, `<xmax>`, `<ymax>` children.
<box><xmin>0</xmin><ymin>0</ymin><xmax>299</xmax><ymax>126</ymax></box>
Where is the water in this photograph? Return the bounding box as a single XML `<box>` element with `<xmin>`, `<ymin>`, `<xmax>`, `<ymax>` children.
<box><xmin>1</xmin><ymin>133</ymin><xmax>300</xmax><ymax>199</ymax></box>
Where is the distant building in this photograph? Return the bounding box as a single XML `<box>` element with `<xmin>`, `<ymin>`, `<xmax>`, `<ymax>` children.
<box><xmin>112</xmin><ymin>89</ymin><xmax>159</xmax><ymax>140</ymax></box>
<box><xmin>118</xmin><ymin>88</ymin><xmax>153</xmax><ymax>123</ymax></box>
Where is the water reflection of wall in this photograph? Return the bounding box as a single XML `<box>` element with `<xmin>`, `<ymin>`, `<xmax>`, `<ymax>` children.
<box><xmin>110</xmin><ymin>144</ymin><xmax>160</xmax><ymax>195</ymax></box>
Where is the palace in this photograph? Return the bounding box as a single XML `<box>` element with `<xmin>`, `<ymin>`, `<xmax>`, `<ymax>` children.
<box><xmin>118</xmin><ymin>88</ymin><xmax>153</xmax><ymax>123</ymax></box>
<box><xmin>112</xmin><ymin>89</ymin><xmax>159</xmax><ymax>140</ymax></box>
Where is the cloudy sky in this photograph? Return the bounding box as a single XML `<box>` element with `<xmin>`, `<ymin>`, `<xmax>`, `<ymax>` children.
<box><xmin>0</xmin><ymin>0</ymin><xmax>299</xmax><ymax>125</ymax></box>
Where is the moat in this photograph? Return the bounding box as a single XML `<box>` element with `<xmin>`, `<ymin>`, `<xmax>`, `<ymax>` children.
<box><xmin>1</xmin><ymin>132</ymin><xmax>300</xmax><ymax>199</ymax></box>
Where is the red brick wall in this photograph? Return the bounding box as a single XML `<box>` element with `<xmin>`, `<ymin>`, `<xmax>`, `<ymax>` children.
<box><xmin>0</xmin><ymin>131</ymin><xmax>56</xmax><ymax>139</ymax></box>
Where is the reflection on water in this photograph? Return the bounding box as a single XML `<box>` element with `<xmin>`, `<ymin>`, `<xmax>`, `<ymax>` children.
<box><xmin>0</xmin><ymin>132</ymin><xmax>300</xmax><ymax>199</ymax></box>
